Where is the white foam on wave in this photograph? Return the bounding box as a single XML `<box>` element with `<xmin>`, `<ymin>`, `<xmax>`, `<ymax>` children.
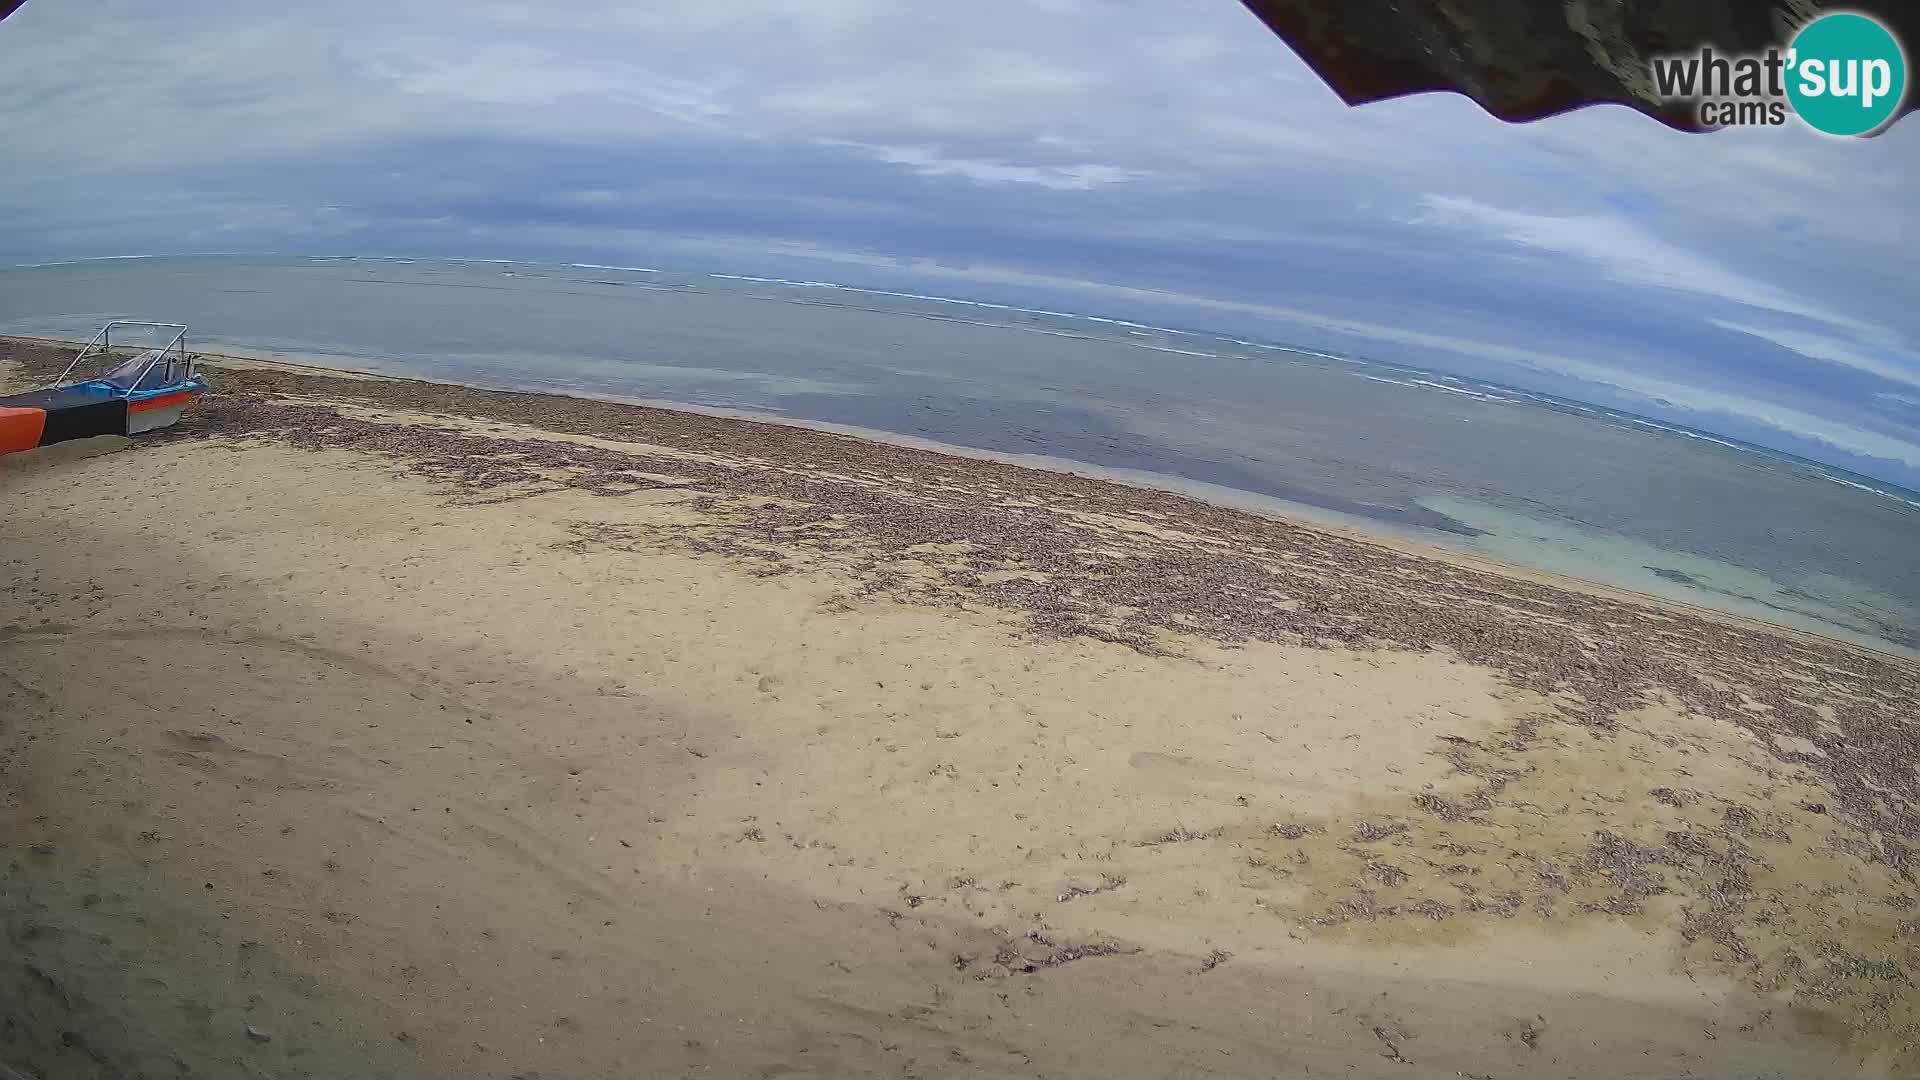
<box><xmin>1242</xmin><ymin>341</ymin><xmax>1351</xmax><ymax>363</ymax></box>
<box><xmin>1819</xmin><ymin>473</ymin><xmax>1920</xmax><ymax>510</ymax></box>
<box><xmin>1408</xmin><ymin>378</ymin><xmax>1491</xmax><ymax>400</ymax></box>
<box><xmin>1131</xmin><ymin>343</ymin><xmax>1227</xmax><ymax>361</ymax></box>
<box><xmin>12</xmin><ymin>253</ymin><xmax>188</xmax><ymax>268</ymax></box>
<box><xmin>700</xmin><ymin>272</ymin><xmax>1219</xmax><ymax>340</ymax></box>
<box><xmin>1632</xmin><ymin>423</ymin><xmax>1752</xmax><ymax>454</ymax></box>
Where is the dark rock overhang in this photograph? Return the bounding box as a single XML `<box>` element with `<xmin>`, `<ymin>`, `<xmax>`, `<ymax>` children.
<box><xmin>1239</xmin><ymin>0</ymin><xmax>1915</xmax><ymax>134</ymax></box>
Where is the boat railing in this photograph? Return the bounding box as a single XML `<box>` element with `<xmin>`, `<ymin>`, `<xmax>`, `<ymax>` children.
<box><xmin>45</xmin><ymin>321</ymin><xmax>192</xmax><ymax>394</ymax></box>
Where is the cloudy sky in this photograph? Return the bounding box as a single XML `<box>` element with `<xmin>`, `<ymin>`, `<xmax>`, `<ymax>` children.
<box><xmin>3</xmin><ymin>0</ymin><xmax>1918</xmax><ymax>487</ymax></box>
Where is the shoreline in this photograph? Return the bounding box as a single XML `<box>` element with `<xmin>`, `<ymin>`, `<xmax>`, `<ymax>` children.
<box><xmin>6</xmin><ymin>332</ymin><xmax>1909</xmax><ymax>663</ymax></box>
<box><xmin>5</xmin><ymin>333</ymin><xmax>1920</xmax><ymax>1076</ymax></box>
<box><xmin>5</xmin><ymin>333</ymin><xmax>1489</xmax><ymax>536</ymax></box>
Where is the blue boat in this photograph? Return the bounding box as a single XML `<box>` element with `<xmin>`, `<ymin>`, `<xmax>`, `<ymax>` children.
<box><xmin>1</xmin><ymin>322</ymin><xmax>209</xmax><ymax>456</ymax></box>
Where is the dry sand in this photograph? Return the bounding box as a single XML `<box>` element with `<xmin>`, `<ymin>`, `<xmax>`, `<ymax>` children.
<box><xmin>3</xmin><ymin>338</ymin><xmax>1918</xmax><ymax>1079</ymax></box>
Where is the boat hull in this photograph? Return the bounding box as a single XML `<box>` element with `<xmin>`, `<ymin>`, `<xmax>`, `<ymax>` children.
<box><xmin>0</xmin><ymin>378</ymin><xmax>206</xmax><ymax>456</ymax></box>
<box><xmin>126</xmin><ymin>387</ymin><xmax>200</xmax><ymax>434</ymax></box>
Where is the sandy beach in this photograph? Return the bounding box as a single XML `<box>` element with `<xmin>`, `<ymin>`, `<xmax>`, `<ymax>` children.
<box><xmin>3</xmin><ymin>335</ymin><xmax>1919</xmax><ymax>1079</ymax></box>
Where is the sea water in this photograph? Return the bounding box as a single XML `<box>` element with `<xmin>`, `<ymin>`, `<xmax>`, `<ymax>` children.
<box><xmin>4</xmin><ymin>254</ymin><xmax>1915</xmax><ymax>653</ymax></box>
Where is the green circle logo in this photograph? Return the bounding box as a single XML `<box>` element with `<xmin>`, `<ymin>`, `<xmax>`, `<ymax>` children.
<box><xmin>1786</xmin><ymin>12</ymin><xmax>1907</xmax><ymax>136</ymax></box>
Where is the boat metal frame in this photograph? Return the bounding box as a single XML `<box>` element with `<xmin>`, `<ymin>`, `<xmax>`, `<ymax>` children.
<box><xmin>44</xmin><ymin>321</ymin><xmax>194</xmax><ymax>394</ymax></box>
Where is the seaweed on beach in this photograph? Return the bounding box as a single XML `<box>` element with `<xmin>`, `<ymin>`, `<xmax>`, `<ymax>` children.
<box><xmin>987</xmin><ymin>930</ymin><xmax>1129</xmax><ymax>975</ymax></box>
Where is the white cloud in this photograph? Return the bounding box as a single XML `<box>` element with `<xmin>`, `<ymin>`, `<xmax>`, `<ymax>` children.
<box><xmin>821</xmin><ymin>142</ymin><xmax>1150</xmax><ymax>189</ymax></box>
<box><xmin>0</xmin><ymin>0</ymin><xmax>1496</xmax><ymax>187</ymax></box>
<box><xmin>371</xmin><ymin>44</ymin><xmax>629</xmax><ymax>106</ymax></box>
<box><xmin>1710</xmin><ymin>319</ymin><xmax>1920</xmax><ymax>389</ymax></box>
<box><xmin>1413</xmin><ymin>195</ymin><xmax>1888</xmax><ymax>338</ymax></box>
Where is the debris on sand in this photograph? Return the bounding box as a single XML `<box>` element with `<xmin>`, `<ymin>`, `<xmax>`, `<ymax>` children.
<box><xmin>1267</xmin><ymin>822</ymin><xmax>1324</xmax><ymax>840</ymax></box>
<box><xmin>1199</xmin><ymin>948</ymin><xmax>1232</xmax><ymax>973</ymax></box>
<box><xmin>1371</xmin><ymin>1024</ymin><xmax>1413</xmax><ymax>1064</ymax></box>
<box><xmin>989</xmin><ymin>930</ymin><xmax>1129</xmax><ymax>975</ymax></box>
<box><xmin>1058</xmin><ymin>875</ymin><xmax>1126</xmax><ymax>903</ymax></box>
<box><xmin>1365</xmin><ymin>860</ymin><xmax>1410</xmax><ymax>887</ymax></box>
<box><xmin>1352</xmin><ymin>820</ymin><xmax>1409</xmax><ymax>843</ymax></box>
<box><xmin>1458</xmin><ymin>890</ymin><xmax>1525</xmax><ymax>918</ymax></box>
<box><xmin>1307</xmin><ymin>890</ymin><xmax>1390</xmax><ymax>926</ymax></box>
<box><xmin>1144</xmin><ymin>826</ymin><xmax>1216</xmax><ymax>846</ymax></box>
<box><xmin>1578</xmin><ymin>831</ymin><xmax>1668</xmax><ymax>914</ymax></box>
<box><xmin>1410</xmin><ymin>792</ymin><xmax>1468</xmax><ymax>821</ymax></box>
<box><xmin>1534</xmin><ymin>862</ymin><xmax>1572</xmax><ymax>892</ymax></box>
<box><xmin>1664</xmin><ymin>831</ymin><xmax>1718</xmax><ymax>860</ymax></box>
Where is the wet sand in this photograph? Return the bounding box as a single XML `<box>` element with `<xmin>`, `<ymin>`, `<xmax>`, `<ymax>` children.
<box><xmin>3</xmin><ymin>337</ymin><xmax>1918</xmax><ymax>1079</ymax></box>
